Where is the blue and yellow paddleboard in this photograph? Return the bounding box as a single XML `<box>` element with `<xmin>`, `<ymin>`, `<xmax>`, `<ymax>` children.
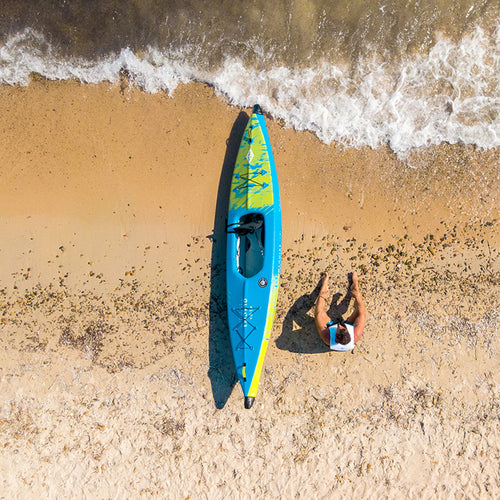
<box><xmin>226</xmin><ymin>105</ymin><xmax>282</xmax><ymax>409</ymax></box>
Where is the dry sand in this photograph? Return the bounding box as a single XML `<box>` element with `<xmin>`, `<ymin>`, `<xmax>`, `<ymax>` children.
<box><xmin>0</xmin><ymin>79</ymin><xmax>499</xmax><ymax>498</ymax></box>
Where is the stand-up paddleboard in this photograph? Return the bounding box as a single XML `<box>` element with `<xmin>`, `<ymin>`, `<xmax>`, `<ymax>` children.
<box><xmin>226</xmin><ymin>104</ymin><xmax>282</xmax><ymax>409</ymax></box>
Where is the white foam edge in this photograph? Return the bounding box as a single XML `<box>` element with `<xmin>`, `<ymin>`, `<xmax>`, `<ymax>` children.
<box><xmin>1</xmin><ymin>26</ymin><xmax>498</xmax><ymax>153</ymax></box>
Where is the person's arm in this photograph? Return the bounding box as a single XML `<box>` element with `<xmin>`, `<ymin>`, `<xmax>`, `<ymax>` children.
<box><xmin>315</xmin><ymin>273</ymin><xmax>332</xmax><ymax>347</ymax></box>
<box><xmin>346</xmin><ymin>272</ymin><xmax>366</xmax><ymax>343</ymax></box>
<box><xmin>315</xmin><ymin>294</ymin><xmax>332</xmax><ymax>347</ymax></box>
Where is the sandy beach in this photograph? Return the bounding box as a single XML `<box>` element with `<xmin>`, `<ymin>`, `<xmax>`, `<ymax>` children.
<box><xmin>1</xmin><ymin>79</ymin><xmax>499</xmax><ymax>498</ymax></box>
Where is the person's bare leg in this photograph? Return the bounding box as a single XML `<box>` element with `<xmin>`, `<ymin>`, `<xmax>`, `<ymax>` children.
<box><xmin>315</xmin><ymin>272</ymin><xmax>331</xmax><ymax>346</ymax></box>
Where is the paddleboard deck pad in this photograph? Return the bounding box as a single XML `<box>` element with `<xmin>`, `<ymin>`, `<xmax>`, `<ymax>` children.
<box><xmin>226</xmin><ymin>105</ymin><xmax>282</xmax><ymax>409</ymax></box>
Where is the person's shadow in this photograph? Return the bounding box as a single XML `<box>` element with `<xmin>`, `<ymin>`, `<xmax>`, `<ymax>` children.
<box><xmin>207</xmin><ymin>111</ymin><xmax>249</xmax><ymax>409</ymax></box>
<box><xmin>275</xmin><ymin>274</ymin><xmax>353</xmax><ymax>353</ymax></box>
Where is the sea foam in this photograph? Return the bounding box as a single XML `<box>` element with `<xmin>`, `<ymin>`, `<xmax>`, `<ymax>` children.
<box><xmin>1</xmin><ymin>27</ymin><xmax>498</xmax><ymax>153</ymax></box>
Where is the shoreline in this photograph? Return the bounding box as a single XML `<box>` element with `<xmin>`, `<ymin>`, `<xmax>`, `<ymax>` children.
<box><xmin>0</xmin><ymin>79</ymin><xmax>499</xmax><ymax>497</ymax></box>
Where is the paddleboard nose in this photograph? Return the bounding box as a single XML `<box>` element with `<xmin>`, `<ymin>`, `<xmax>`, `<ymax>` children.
<box><xmin>244</xmin><ymin>396</ymin><xmax>255</xmax><ymax>409</ymax></box>
<box><xmin>253</xmin><ymin>104</ymin><xmax>263</xmax><ymax>115</ymax></box>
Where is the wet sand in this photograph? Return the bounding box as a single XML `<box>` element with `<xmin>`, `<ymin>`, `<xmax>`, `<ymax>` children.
<box><xmin>0</xmin><ymin>79</ymin><xmax>499</xmax><ymax>498</ymax></box>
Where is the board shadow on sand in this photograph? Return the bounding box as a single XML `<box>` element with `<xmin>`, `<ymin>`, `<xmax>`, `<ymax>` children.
<box><xmin>275</xmin><ymin>275</ymin><xmax>352</xmax><ymax>354</ymax></box>
<box><xmin>207</xmin><ymin>111</ymin><xmax>249</xmax><ymax>409</ymax></box>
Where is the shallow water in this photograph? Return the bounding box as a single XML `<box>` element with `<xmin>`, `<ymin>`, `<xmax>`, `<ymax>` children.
<box><xmin>0</xmin><ymin>0</ymin><xmax>498</xmax><ymax>151</ymax></box>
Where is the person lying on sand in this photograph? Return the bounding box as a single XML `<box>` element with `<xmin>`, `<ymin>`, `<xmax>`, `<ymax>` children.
<box><xmin>315</xmin><ymin>271</ymin><xmax>366</xmax><ymax>351</ymax></box>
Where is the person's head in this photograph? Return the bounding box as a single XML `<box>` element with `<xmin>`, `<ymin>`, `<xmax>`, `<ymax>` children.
<box><xmin>335</xmin><ymin>325</ymin><xmax>351</xmax><ymax>345</ymax></box>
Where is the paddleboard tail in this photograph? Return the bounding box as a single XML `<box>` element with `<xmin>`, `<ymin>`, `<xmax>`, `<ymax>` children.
<box><xmin>244</xmin><ymin>396</ymin><xmax>255</xmax><ymax>409</ymax></box>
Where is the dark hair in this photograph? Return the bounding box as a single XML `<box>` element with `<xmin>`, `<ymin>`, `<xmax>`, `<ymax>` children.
<box><xmin>335</xmin><ymin>327</ymin><xmax>351</xmax><ymax>345</ymax></box>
